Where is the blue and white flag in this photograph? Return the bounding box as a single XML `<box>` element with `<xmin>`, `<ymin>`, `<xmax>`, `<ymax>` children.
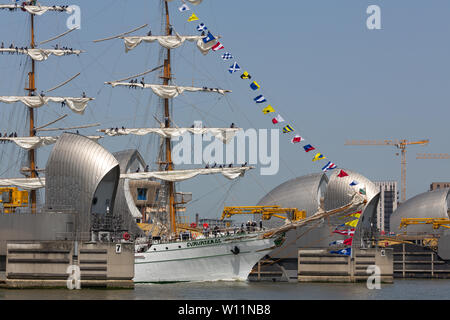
<box><xmin>349</xmin><ymin>180</ymin><xmax>359</xmax><ymax>186</ymax></box>
<box><xmin>329</xmin><ymin>240</ymin><xmax>345</xmax><ymax>246</ymax></box>
<box><xmin>322</xmin><ymin>161</ymin><xmax>337</xmax><ymax>172</ymax></box>
<box><xmin>197</xmin><ymin>23</ymin><xmax>207</xmax><ymax>32</ymax></box>
<box><xmin>228</xmin><ymin>62</ymin><xmax>241</xmax><ymax>74</ymax></box>
<box><xmin>330</xmin><ymin>248</ymin><xmax>351</xmax><ymax>256</ymax></box>
<box><xmin>221</xmin><ymin>52</ymin><xmax>233</xmax><ymax>60</ymax></box>
<box><xmin>254</xmin><ymin>95</ymin><xmax>266</xmax><ymax>103</ymax></box>
<box><xmin>202</xmin><ymin>32</ymin><xmax>216</xmax><ymax>43</ymax></box>
<box><xmin>178</xmin><ymin>3</ymin><xmax>190</xmax><ymax>12</ymax></box>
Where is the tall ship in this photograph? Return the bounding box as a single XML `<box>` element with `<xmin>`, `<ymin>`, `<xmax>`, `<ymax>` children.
<box><xmin>0</xmin><ymin>1</ymin><xmax>368</xmax><ymax>284</ymax></box>
<box><xmin>92</xmin><ymin>0</ymin><xmax>367</xmax><ymax>283</ymax></box>
<box><xmin>93</xmin><ymin>0</ymin><xmax>283</xmax><ymax>283</ymax></box>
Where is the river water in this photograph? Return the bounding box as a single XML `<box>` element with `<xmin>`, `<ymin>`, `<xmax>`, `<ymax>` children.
<box><xmin>0</xmin><ymin>279</ymin><xmax>448</xmax><ymax>300</ymax></box>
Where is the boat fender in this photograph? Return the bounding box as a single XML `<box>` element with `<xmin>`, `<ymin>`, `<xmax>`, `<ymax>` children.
<box><xmin>231</xmin><ymin>246</ymin><xmax>240</xmax><ymax>255</ymax></box>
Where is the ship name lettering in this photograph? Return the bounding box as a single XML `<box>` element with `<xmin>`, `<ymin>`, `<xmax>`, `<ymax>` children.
<box><xmin>187</xmin><ymin>238</ymin><xmax>222</xmax><ymax>247</ymax></box>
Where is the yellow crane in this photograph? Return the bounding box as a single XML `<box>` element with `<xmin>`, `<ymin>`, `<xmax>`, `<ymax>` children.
<box><xmin>220</xmin><ymin>206</ymin><xmax>306</xmax><ymax>222</ymax></box>
<box><xmin>399</xmin><ymin>218</ymin><xmax>450</xmax><ymax>230</ymax></box>
<box><xmin>345</xmin><ymin>139</ymin><xmax>429</xmax><ymax>202</ymax></box>
<box><xmin>416</xmin><ymin>153</ymin><xmax>450</xmax><ymax>160</ymax></box>
<box><xmin>0</xmin><ymin>187</ymin><xmax>29</xmax><ymax>213</ymax></box>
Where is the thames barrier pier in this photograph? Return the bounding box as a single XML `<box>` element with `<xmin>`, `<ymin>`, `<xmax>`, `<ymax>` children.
<box><xmin>0</xmin><ymin>133</ymin><xmax>135</xmax><ymax>288</ymax></box>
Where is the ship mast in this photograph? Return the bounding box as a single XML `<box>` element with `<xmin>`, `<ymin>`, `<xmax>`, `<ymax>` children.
<box><xmin>163</xmin><ymin>1</ymin><xmax>176</xmax><ymax>236</ymax></box>
<box><xmin>26</xmin><ymin>13</ymin><xmax>37</xmax><ymax>213</ymax></box>
<box><xmin>0</xmin><ymin>4</ymin><xmax>93</xmax><ymax>196</ymax></box>
<box><xmin>87</xmin><ymin>0</ymin><xmax>248</xmax><ymax>237</ymax></box>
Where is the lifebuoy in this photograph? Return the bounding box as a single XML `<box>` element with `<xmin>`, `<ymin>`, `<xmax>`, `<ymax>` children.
<box><xmin>123</xmin><ymin>232</ymin><xmax>130</xmax><ymax>241</ymax></box>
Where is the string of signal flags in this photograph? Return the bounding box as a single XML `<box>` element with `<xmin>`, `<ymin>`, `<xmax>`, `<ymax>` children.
<box><xmin>178</xmin><ymin>0</ymin><xmax>366</xmax><ymax>256</ymax></box>
<box><xmin>177</xmin><ymin>1</ymin><xmax>365</xmax><ymax>189</ymax></box>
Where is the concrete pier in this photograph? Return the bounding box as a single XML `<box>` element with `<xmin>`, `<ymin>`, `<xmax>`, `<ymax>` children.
<box><xmin>297</xmin><ymin>247</ymin><xmax>393</xmax><ymax>283</ymax></box>
<box><xmin>1</xmin><ymin>241</ymin><xmax>134</xmax><ymax>289</ymax></box>
<box><xmin>393</xmin><ymin>242</ymin><xmax>450</xmax><ymax>279</ymax></box>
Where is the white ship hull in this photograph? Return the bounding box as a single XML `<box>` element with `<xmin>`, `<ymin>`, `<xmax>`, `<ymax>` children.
<box><xmin>134</xmin><ymin>233</ymin><xmax>275</xmax><ymax>283</ymax></box>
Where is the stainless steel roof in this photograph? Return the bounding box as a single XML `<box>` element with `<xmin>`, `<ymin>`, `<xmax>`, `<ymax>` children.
<box><xmin>353</xmin><ymin>193</ymin><xmax>380</xmax><ymax>245</ymax></box>
<box><xmin>45</xmin><ymin>133</ymin><xmax>120</xmax><ymax>234</ymax></box>
<box><xmin>113</xmin><ymin>149</ymin><xmax>148</xmax><ymax>235</ymax></box>
<box><xmin>114</xmin><ymin>149</ymin><xmax>146</xmax><ymax>174</ymax></box>
<box><xmin>390</xmin><ymin>188</ymin><xmax>450</xmax><ymax>234</ymax></box>
<box><xmin>257</xmin><ymin>172</ymin><xmax>328</xmax><ymax>215</ymax></box>
<box><xmin>256</xmin><ymin>172</ymin><xmax>328</xmax><ymax>229</ymax></box>
<box><xmin>256</xmin><ymin>170</ymin><xmax>379</xmax><ymax>257</ymax></box>
<box><xmin>324</xmin><ymin>168</ymin><xmax>379</xmax><ymax>211</ymax></box>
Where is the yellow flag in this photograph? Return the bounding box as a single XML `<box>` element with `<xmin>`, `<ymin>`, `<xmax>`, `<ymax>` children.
<box><xmin>345</xmin><ymin>219</ymin><xmax>359</xmax><ymax>227</ymax></box>
<box><xmin>262</xmin><ymin>105</ymin><xmax>275</xmax><ymax>114</ymax></box>
<box><xmin>188</xmin><ymin>13</ymin><xmax>199</xmax><ymax>22</ymax></box>
<box><xmin>339</xmin><ymin>212</ymin><xmax>361</xmax><ymax>219</ymax></box>
<box><xmin>312</xmin><ymin>153</ymin><xmax>325</xmax><ymax>162</ymax></box>
<box><xmin>240</xmin><ymin>71</ymin><xmax>251</xmax><ymax>79</ymax></box>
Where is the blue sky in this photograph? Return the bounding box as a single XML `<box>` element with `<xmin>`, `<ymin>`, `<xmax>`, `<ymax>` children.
<box><xmin>0</xmin><ymin>0</ymin><xmax>449</xmax><ymax>220</ymax></box>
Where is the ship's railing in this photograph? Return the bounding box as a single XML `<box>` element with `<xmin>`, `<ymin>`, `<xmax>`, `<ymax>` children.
<box><xmin>138</xmin><ymin>225</ymin><xmax>266</xmax><ymax>246</ymax></box>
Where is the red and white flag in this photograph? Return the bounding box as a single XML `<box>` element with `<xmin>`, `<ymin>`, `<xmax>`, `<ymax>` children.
<box><xmin>337</xmin><ymin>169</ymin><xmax>348</xmax><ymax>178</ymax></box>
<box><xmin>271</xmin><ymin>114</ymin><xmax>284</xmax><ymax>124</ymax></box>
<box><xmin>291</xmin><ymin>135</ymin><xmax>304</xmax><ymax>144</ymax></box>
<box><xmin>333</xmin><ymin>228</ymin><xmax>355</xmax><ymax>236</ymax></box>
<box><xmin>212</xmin><ymin>42</ymin><xmax>224</xmax><ymax>51</ymax></box>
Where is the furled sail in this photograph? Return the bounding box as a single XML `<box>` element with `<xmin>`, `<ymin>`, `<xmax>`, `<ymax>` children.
<box><xmin>0</xmin><ymin>166</ymin><xmax>250</xmax><ymax>189</ymax></box>
<box><xmin>0</xmin><ymin>4</ymin><xmax>73</xmax><ymax>15</ymax></box>
<box><xmin>122</xmin><ymin>35</ymin><xmax>216</xmax><ymax>54</ymax></box>
<box><xmin>0</xmin><ymin>96</ymin><xmax>93</xmax><ymax>114</ymax></box>
<box><xmin>100</xmin><ymin>127</ymin><xmax>240</xmax><ymax>144</ymax></box>
<box><xmin>0</xmin><ymin>178</ymin><xmax>45</xmax><ymax>190</ymax></box>
<box><xmin>105</xmin><ymin>82</ymin><xmax>230</xmax><ymax>99</ymax></box>
<box><xmin>120</xmin><ymin>166</ymin><xmax>252</xmax><ymax>182</ymax></box>
<box><xmin>0</xmin><ymin>136</ymin><xmax>102</xmax><ymax>150</ymax></box>
<box><xmin>0</xmin><ymin>48</ymin><xmax>83</xmax><ymax>61</ymax></box>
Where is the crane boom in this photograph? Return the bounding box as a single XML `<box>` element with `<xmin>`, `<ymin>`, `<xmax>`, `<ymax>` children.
<box><xmin>220</xmin><ymin>206</ymin><xmax>306</xmax><ymax>222</ymax></box>
<box><xmin>417</xmin><ymin>153</ymin><xmax>450</xmax><ymax>159</ymax></box>
<box><xmin>400</xmin><ymin>218</ymin><xmax>450</xmax><ymax>230</ymax></box>
<box><xmin>345</xmin><ymin>139</ymin><xmax>429</xmax><ymax>202</ymax></box>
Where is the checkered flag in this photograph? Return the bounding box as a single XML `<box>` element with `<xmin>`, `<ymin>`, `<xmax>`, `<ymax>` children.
<box><xmin>221</xmin><ymin>52</ymin><xmax>233</xmax><ymax>60</ymax></box>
